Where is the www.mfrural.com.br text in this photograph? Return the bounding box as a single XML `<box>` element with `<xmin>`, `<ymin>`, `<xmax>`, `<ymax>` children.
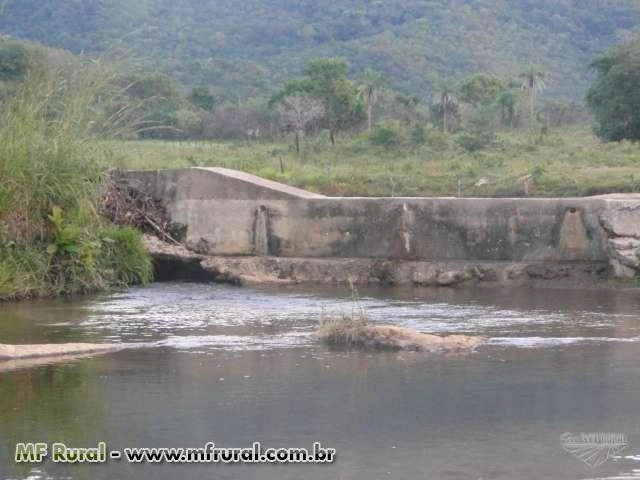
<box><xmin>15</xmin><ymin>441</ymin><xmax>336</xmax><ymax>464</ymax></box>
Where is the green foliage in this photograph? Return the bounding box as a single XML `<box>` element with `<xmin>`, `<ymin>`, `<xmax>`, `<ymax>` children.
<box><xmin>0</xmin><ymin>62</ymin><xmax>152</xmax><ymax>300</ymax></box>
<box><xmin>0</xmin><ymin>243</ymin><xmax>48</xmax><ymax>300</ymax></box>
<box><xmin>423</xmin><ymin>126</ymin><xmax>450</xmax><ymax>151</ymax></box>
<box><xmin>0</xmin><ymin>40</ymin><xmax>34</xmax><ymax>80</ymax></box>
<box><xmin>495</xmin><ymin>89</ymin><xmax>521</xmax><ymax>128</ymax></box>
<box><xmin>188</xmin><ymin>86</ymin><xmax>218</xmax><ymax>111</ymax></box>
<box><xmin>99</xmin><ymin>226</ymin><xmax>153</xmax><ymax>286</ymax></box>
<box><xmin>0</xmin><ymin>65</ymin><xmax>106</xmax><ymax>242</ymax></box>
<box><xmin>46</xmin><ymin>206</ymin><xmax>82</xmax><ymax>256</ymax></box>
<box><xmin>530</xmin><ymin>164</ymin><xmax>547</xmax><ymax>182</ymax></box>
<box><xmin>3</xmin><ymin>0</ymin><xmax>637</xmax><ymax>101</ymax></box>
<box><xmin>120</xmin><ymin>72</ymin><xmax>185</xmax><ymax>139</ymax></box>
<box><xmin>455</xmin><ymin>130</ymin><xmax>497</xmax><ymax>153</ymax></box>
<box><xmin>587</xmin><ymin>37</ymin><xmax>640</xmax><ymax>141</ymax></box>
<box><xmin>109</xmin><ymin>125</ymin><xmax>640</xmax><ymax>199</ymax></box>
<box><xmin>276</xmin><ymin>58</ymin><xmax>365</xmax><ymax>141</ymax></box>
<box><xmin>369</xmin><ymin>121</ymin><xmax>406</xmax><ymax>148</ymax></box>
<box><xmin>410</xmin><ymin>124</ymin><xmax>427</xmax><ymax>146</ymax></box>
<box><xmin>458</xmin><ymin>74</ymin><xmax>504</xmax><ymax>107</ymax></box>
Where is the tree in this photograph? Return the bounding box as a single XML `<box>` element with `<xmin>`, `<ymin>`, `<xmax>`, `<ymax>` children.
<box><xmin>458</xmin><ymin>73</ymin><xmax>504</xmax><ymax>107</ymax></box>
<box><xmin>0</xmin><ymin>41</ymin><xmax>32</xmax><ymax>80</ymax></box>
<box><xmin>520</xmin><ymin>66</ymin><xmax>546</xmax><ymax>128</ymax></box>
<box><xmin>434</xmin><ymin>84</ymin><xmax>458</xmax><ymax>133</ymax></box>
<box><xmin>277</xmin><ymin>94</ymin><xmax>324</xmax><ymax>153</ymax></box>
<box><xmin>304</xmin><ymin>58</ymin><xmax>365</xmax><ymax>144</ymax></box>
<box><xmin>587</xmin><ymin>38</ymin><xmax>640</xmax><ymax>141</ymax></box>
<box><xmin>495</xmin><ymin>89</ymin><xmax>520</xmax><ymax>129</ymax></box>
<box><xmin>393</xmin><ymin>94</ymin><xmax>423</xmax><ymax>125</ymax></box>
<box><xmin>273</xmin><ymin>58</ymin><xmax>364</xmax><ymax>145</ymax></box>
<box><xmin>358</xmin><ymin>69</ymin><xmax>386</xmax><ymax>130</ymax></box>
<box><xmin>188</xmin><ymin>86</ymin><xmax>217</xmax><ymax>111</ymax></box>
<box><xmin>120</xmin><ymin>72</ymin><xmax>184</xmax><ymax>138</ymax></box>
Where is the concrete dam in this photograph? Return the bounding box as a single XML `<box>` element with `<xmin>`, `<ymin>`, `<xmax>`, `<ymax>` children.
<box><xmin>121</xmin><ymin>167</ymin><xmax>640</xmax><ymax>286</ymax></box>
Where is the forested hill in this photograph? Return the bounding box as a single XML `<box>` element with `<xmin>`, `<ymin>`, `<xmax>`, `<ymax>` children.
<box><xmin>1</xmin><ymin>0</ymin><xmax>639</xmax><ymax>101</ymax></box>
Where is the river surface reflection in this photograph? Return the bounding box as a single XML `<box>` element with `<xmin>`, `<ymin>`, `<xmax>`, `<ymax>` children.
<box><xmin>2</xmin><ymin>282</ymin><xmax>640</xmax><ymax>479</ymax></box>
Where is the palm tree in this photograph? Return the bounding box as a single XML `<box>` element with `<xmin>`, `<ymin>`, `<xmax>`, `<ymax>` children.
<box><xmin>520</xmin><ymin>67</ymin><xmax>546</xmax><ymax>128</ymax></box>
<box><xmin>436</xmin><ymin>85</ymin><xmax>458</xmax><ymax>133</ymax></box>
<box><xmin>358</xmin><ymin>69</ymin><xmax>386</xmax><ymax>131</ymax></box>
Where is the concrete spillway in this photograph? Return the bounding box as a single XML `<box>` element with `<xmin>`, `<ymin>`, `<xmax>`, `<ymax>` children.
<box><xmin>120</xmin><ymin>168</ymin><xmax>640</xmax><ymax>286</ymax></box>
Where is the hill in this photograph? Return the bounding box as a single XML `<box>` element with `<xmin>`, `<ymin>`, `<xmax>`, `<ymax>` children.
<box><xmin>0</xmin><ymin>1</ymin><xmax>638</xmax><ymax>101</ymax></box>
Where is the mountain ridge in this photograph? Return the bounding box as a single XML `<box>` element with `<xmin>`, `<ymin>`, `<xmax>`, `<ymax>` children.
<box><xmin>1</xmin><ymin>0</ymin><xmax>638</xmax><ymax>101</ymax></box>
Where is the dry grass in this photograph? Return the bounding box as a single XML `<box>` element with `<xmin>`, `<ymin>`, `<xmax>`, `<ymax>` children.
<box><xmin>318</xmin><ymin>310</ymin><xmax>483</xmax><ymax>352</ymax></box>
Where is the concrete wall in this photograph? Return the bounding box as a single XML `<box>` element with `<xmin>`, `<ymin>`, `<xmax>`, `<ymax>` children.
<box><xmin>121</xmin><ymin>168</ymin><xmax>640</xmax><ymax>277</ymax></box>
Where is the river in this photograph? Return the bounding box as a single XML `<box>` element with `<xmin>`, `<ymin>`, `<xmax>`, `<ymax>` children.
<box><xmin>2</xmin><ymin>282</ymin><xmax>640</xmax><ymax>479</ymax></box>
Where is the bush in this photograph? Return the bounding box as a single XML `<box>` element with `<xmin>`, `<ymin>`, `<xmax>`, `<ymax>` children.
<box><xmin>0</xmin><ymin>244</ymin><xmax>48</xmax><ymax>300</ymax></box>
<box><xmin>410</xmin><ymin>124</ymin><xmax>427</xmax><ymax>146</ymax></box>
<box><xmin>0</xmin><ymin>63</ymin><xmax>152</xmax><ymax>300</ymax></box>
<box><xmin>424</xmin><ymin>125</ymin><xmax>450</xmax><ymax>150</ymax></box>
<box><xmin>99</xmin><ymin>226</ymin><xmax>153</xmax><ymax>286</ymax></box>
<box><xmin>0</xmin><ymin>41</ymin><xmax>33</xmax><ymax>80</ymax></box>
<box><xmin>455</xmin><ymin>130</ymin><xmax>497</xmax><ymax>153</ymax></box>
<box><xmin>369</xmin><ymin>121</ymin><xmax>406</xmax><ymax>148</ymax></box>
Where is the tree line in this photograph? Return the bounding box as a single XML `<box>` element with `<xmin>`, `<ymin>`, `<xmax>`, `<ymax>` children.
<box><xmin>0</xmin><ymin>34</ymin><xmax>638</xmax><ymax>148</ymax></box>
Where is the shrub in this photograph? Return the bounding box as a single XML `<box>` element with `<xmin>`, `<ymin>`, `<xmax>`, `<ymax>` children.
<box><xmin>410</xmin><ymin>124</ymin><xmax>427</xmax><ymax>146</ymax></box>
<box><xmin>99</xmin><ymin>226</ymin><xmax>153</xmax><ymax>286</ymax></box>
<box><xmin>0</xmin><ymin>63</ymin><xmax>152</xmax><ymax>300</ymax></box>
<box><xmin>455</xmin><ymin>130</ymin><xmax>497</xmax><ymax>153</ymax></box>
<box><xmin>369</xmin><ymin>121</ymin><xmax>406</xmax><ymax>148</ymax></box>
<box><xmin>424</xmin><ymin>125</ymin><xmax>450</xmax><ymax>151</ymax></box>
<box><xmin>0</xmin><ymin>41</ymin><xmax>33</xmax><ymax>80</ymax></box>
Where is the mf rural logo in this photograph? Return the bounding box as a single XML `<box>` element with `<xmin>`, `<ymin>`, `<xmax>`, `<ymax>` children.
<box><xmin>561</xmin><ymin>432</ymin><xmax>628</xmax><ymax>468</ymax></box>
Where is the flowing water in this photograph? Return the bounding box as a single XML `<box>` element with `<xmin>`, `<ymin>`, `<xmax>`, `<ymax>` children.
<box><xmin>2</xmin><ymin>282</ymin><xmax>640</xmax><ymax>480</ymax></box>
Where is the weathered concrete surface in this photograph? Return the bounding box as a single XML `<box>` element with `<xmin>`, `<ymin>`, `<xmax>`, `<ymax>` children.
<box><xmin>145</xmin><ymin>235</ymin><xmax>607</xmax><ymax>287</ymax></box>
<box><xmin>125</xmin><ymin>168</ymin><xmax>640</xmax><ymax>282</ymax></box>
<box><xmin>0</xmin><ymin>343</ymin><xmax>120</xmax><ymax>360</ymax></box>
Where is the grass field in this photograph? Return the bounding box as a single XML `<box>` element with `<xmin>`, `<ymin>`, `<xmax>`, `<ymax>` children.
<box><xmin>106</xmin><ymin>126</ymin><xmax>640</xmax><ymax>198</ymax></box>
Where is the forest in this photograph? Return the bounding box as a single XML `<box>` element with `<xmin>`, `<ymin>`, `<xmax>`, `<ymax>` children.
<box><xmin>1</xmin><ymin>0</ymin><xmax>639</xmax><ymax>101</ymax></box>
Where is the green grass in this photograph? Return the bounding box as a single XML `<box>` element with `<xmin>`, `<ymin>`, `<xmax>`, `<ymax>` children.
<box><xmin>0</xmin><ymin>64</ymin><xmax>153</xmax><ymax>301</ymax></box>
<box><xmin>105</xmin><ymin>126</ymin><xmax>640</xmax><ymax>197</ymax></box>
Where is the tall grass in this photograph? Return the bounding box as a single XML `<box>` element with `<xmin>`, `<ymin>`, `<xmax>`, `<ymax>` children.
<box><xmin>0</xmin><ymin>62</ymin><xmax>152</xmax><ymax>300</ymax></box>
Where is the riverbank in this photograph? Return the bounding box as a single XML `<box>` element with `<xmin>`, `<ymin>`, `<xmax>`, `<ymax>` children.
<box><xmin>0</xmin><ymin>63</ymin><xmax>153</xmax><ymax>302</ymax></box>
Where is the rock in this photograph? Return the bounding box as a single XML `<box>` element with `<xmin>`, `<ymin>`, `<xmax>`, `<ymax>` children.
<box><xmin>142</xmin><ymin>234</ymin><xmax>203</xmax><ymax>260</ymax></box>
<box><xmin>525</xmin><ymin>264</ymin><xmax>571</xmax><ymax>280</ymax></box>
<box><xmin>411</xmin><ymin>266</ymin><xmax>438</xmax><ymax>286</ymax></box>
<box><xmin>600</xmin><ymin>201</ymin><xmax>640</xmax><ymax>239</ymax></box>
<box><xmin>436</xmin><ymin>270</ymin><xmax>464</xmax><ymax>286</ymax></box>
<box><xmin>605</xmin><ymin>237</ymin><xmax>640</xmax><ymax>278</ymax></box>
<box><xmin>610</xmin><ymin>258</ymin><xmax>638</xmax><ymax>279</ymax></box>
